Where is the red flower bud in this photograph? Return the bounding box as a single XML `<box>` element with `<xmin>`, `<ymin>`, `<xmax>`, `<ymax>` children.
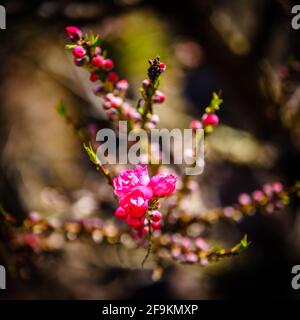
<box><xmin>66</xmin><ymin>26</ymin><xmax>82</xmax><ymax>41</ymax></box>
<box><xmin>92</xmin><ymin>55</ymin><xmax>104</xmax><ymax>68</ymax></box>
<box><xmin>202</xmin><ymin>113</ymin><xmax>219</xmax><ymax>126</ymax></box>
<box><xmin>115</xmin><ymin>207</ymin><xmax>128</xmax><ymax>221</ymax></box>
<box><xmin>90</xmin><ymin>73</ymin><xmax>99</xmax><ymax>82</ymax></box>
<box><xmin>103</xmin><ymin>59</ymin><xmax>114</xmax><ymax>70</ymax></box>
<box><xmin>151</xmin><ymin>210</ymin><xmax>162</xmax><ymax>222</ymax></box>
<box><xmin>107</xmin><ymin>71</ymin><xmax>119</xmax><ymax>83</ymax></box>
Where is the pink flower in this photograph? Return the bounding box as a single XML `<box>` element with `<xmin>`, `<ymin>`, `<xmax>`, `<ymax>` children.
<box><xmin>119</xmin><ymin>186</ymin><xmax>153</xmax><ymax>218</ymax></box>
<box><xmin>149</xmin><ymin>172</ymin><xmax>177</xmax><ymax>197</ymax></box>
<box><xmin>113</xmin><ymin>165</ymin><xmax>150</xmax><ymax>197</ymax></box>
<box><xmin>66</xmin><ymin>26</ymin><xmax>82</xmax><ymax>41</ymax></box>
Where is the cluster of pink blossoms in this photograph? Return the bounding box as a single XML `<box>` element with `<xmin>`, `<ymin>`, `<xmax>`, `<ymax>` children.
<box><xmin>113</xmin><ymin>165</ymin><xmax>176</xmax><ymax>235</ymax></box>
<box><xmin>237</xmin><ymin>182</ymin><xmax>285</xmax><ymax>213</ymax></box>
<box><xmin>66</xmin><ymin>26</ymin><xmax>166</xmax><ymax>128</ymax></box>
<box><xmin>189</xmin><ymin>92</ymin><xmax>222</xmax><ymax>134</ymax></box>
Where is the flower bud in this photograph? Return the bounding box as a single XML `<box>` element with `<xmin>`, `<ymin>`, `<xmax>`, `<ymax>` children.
<box><xmin>66</xmin><ymin>26</ymin><xmax>82</xmax><ymax>41</ymax></box>
<box><xmin>190</xmin><ymin>120</ymin><xmax>202</xmax><ymax>130</ymax></box>
<box><xmin>72</xmin><ymin>46</ymin><xmax>86</xmax><ymax>59</ymax></box>
<box><xmin>202</xmin><ymin>113</ymin><xmax>219</xmax><ymax>126</ymax></box>
<box><xmin>115</xmin><ymin>207</ymin><xmax>128</xmax><ymax>221</ymax></box>
<box><xmin>159</xmin><ymin>63</ymin><xmax>167</xmax><ymax>72</ymax></box>
<box><xmin>153</xmin><ymin>91</ymin><xmax>165</xmax><ymax>103</ymax></box>
<box><xmin>103</xmin><ymin>59</ymin><xmax>114</xmax><ymax>70</ymax></box>
<box><xmin>116</xmin><ymin>79</ymin><xmax>129</xmax><ymax>91</ymax></box>
<box><xmin>90</xmin><ymin>73</ymin><xmax>99</xmax><ymax>82</ymax></box>
<box><xmin>107</xmin><ymin>71</ymin><xmax>119</xmax><ymax>83</ymax></box>
<box><xmin>151</xmin><ymin>210</ymin><xmax>162</xmax><ymax>222</ymax></box>
<box><xmin>92</xmin><ymin>55</ymin><xmax>104</xmax><ymax>68</ymax></box>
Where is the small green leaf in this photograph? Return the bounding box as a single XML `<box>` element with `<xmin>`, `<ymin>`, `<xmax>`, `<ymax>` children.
<box><xmin>210</xmin><ymin>92</ymin><xmax>223</xmax><ymax>111</ymax></box>
<box><xmin>65</xmin><ymin>44</ymin><xmax>75</xmax><ymax>50</ymax></box>
<box><xmin>239</xmin><ymin>234</ymin><xmax>251</xmax><ymax>252</ymax></box>
<box><xmin>56</xmin><ymin>100</ymin><xmax>66</xmax><ymax>117</ymax></box>
<box><xmin>83</xmin><ymin>142</ymin><xmax>98</xmax><ymax>165</ymax></box>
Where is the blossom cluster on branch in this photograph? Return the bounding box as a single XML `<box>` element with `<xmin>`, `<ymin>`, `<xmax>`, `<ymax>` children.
<box><xmin>1</xmin><ymin>27</ymin><xmax>300</xmax><ymax>277</ymax></box>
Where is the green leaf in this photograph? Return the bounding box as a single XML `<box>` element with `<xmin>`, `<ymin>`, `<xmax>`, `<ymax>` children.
<box><xmin>239</xmin><ymin>234</ymin><xmax>251</xmax><ymax>252</ymax></box>
<box><xmin>83</xmin><ymin>142</ymin><xmax>98</xmax><ymax>165</ymax></box>
<box><xmin>56</xmin><ymin>100</ymin><xmax>66</xmax><ymax>117</ymax></box>
<box><xmin>91</xmin><ymin>35</ymin><xmax>100</xmax><ymax>47</ymax></box>
<box><xmin>65</xmin><ymin>44</ymin><xmax>75</xmax><ymax>50</ymax></box>
<box><xmin>210</xmin><ymin>92</ymin><xmax>223</xmax><ymax>111</ymax></box>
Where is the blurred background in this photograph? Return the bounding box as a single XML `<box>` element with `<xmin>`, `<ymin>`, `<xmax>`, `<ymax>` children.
<box><xmin>1</xmin><ymin>0</ymin><xmax>300</xmax><ymax>299</ymax></box>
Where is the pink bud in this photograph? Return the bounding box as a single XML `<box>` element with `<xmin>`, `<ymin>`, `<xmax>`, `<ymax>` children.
<box><xmin>150</xmin><ymin>221</ymin><xmax>161</xmax><ymax>230</ymax></box>
<box><xmin>190</xmin><ymin>120</ymin><xmax>202</xmax><ymax>130</ymax></box>
<box><xmin>92</xmin><ymin>55</ymin><xmax>104</xmax><ymax>68</ymax></box>
<box><xmin>116</xmin><ymin>79</ymin><xmax>129</xmax><ymax>91</ymax></box>
<box><xmin>153</xmin><ymin>91</ymin><xmax>165</xmax><ymax>104</ymax></box>
<box><xmin>142</xmin><ymin>226</ymin><xmax>149</xmax><ymax>234</ymax></box>
<box><xmin>142</xmin><ymin>79</ymin><xmax>151</xmax><ymax>88</ymax></box>
<box><xmin>28</xmin><ymin>211</ymin><xmax>41</xmax><ymax>223</ymax></box>
<box><xmin>94</xmin><ymin>46</ymin><xmax>102</xmax><ymax>55</ymax></box>
<box><xmin>263</xmin><ymin>183</ymin><xmax>273</xmax><ymax>196</ymax></box>
<box><xmin>105</xmin><ymin>93</ymin><xmax>123</xmax><ymax>108</ymax></box>
<box><xmin>90</xmin><ymin>73</ymin><xmax>99</xmax><ymax>82</ymax></box>
<box><xmin>66</xmin><ymin>26</ymin><xmax>82</xmax><ymax>41</ymax></box>
<box><xmin>252</xmin><ymin>190</ymin><xmax>264</xmax><ymax>202</ymax></box>
<box><xmin>115</xmin><ymin>207</ymin><xmax>128</xmax><ymax>221</ymax></box>
<box><xmin>72</xmin><ymin>46</ymin><xmax>86</xmax><ymax>59</ymax></box>
<box><xmin>195</xmin><ymin>237</ymin><xmax>211</xmax><ymax>251</ymax></box>
<box><xmin>238</xmin><ymin>193</ymin><xmax>251</xmax><ymax>206</ymax></box>
<box><xmin>150</xmin><ymin>114</ymin><xmax>159</xmax><ymax>124</ymax></box>
<box><xmin>107</xmin><ymin>71</ymin><xmax>119</xmax><ymax>83</ymax></box>
<box><xmin>151</xmin><ymin>210</ymin><xmax>162</xmax><ymax>222</ymax></box>
<box><xmin>202</xmin><ymin>113</ymin><xmax>219</xmax><ymax>126</ymax></box>
<box><xmin>103</xmin><ymin>59</ymin><xmax>114</xmax><ymax>70</ymax></box>
<box><xmin>272</xmin><ymin>182</ymin><xmax>283</xmax><ymax>193</ymax></box>
<box><xmin>145</xmin><ymin>122</ymin><xmax>155</xmax><ymax>130</ymax></box>
<box><xmin>159</xmin><ymin>63</ymin><xmax>167</xmax><ymax>72</ymax></box>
